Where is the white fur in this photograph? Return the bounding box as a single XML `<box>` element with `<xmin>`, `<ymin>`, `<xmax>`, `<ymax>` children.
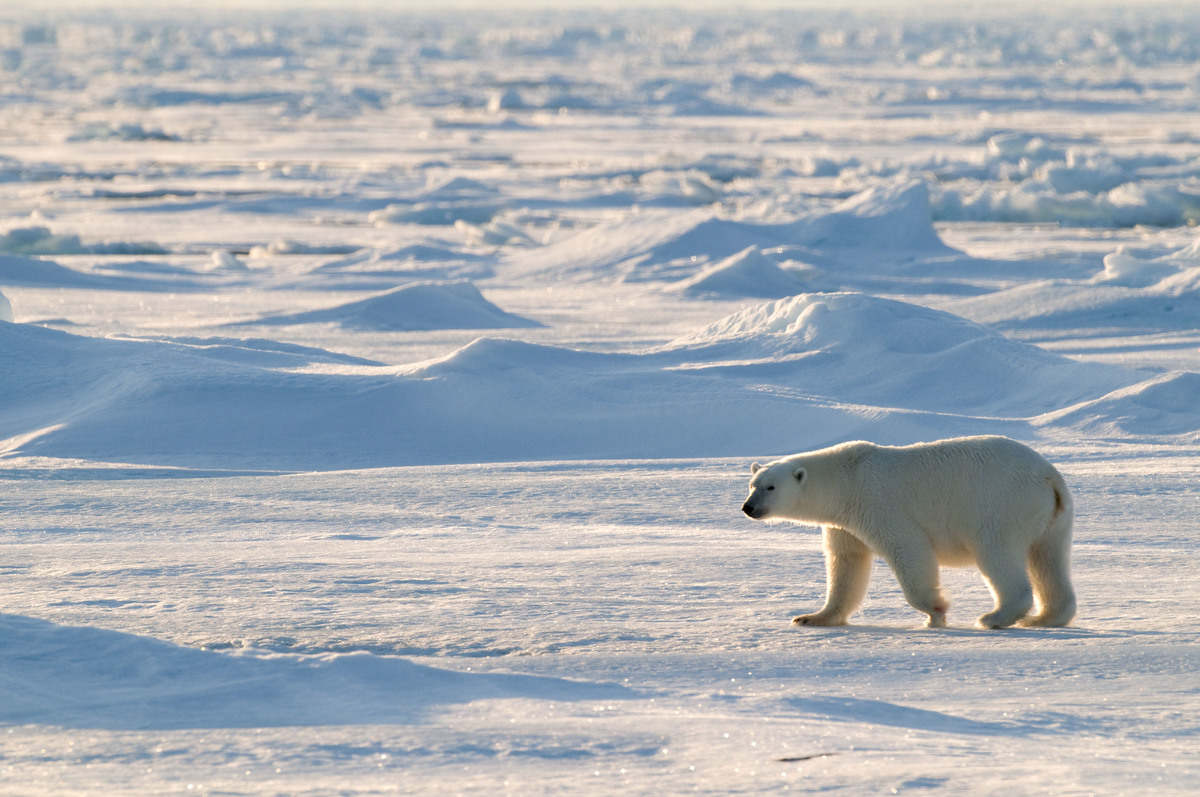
<box><xmin>742</xmin><ymin>436</ymin><xmax>1075</xmax><ymax>629</ymax></box>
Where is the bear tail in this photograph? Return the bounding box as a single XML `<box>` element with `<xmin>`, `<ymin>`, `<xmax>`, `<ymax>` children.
<box><xmin>1020</xmin><ymin>478</ymin><xmax>1077</xmax><ymax>628</ymax></box>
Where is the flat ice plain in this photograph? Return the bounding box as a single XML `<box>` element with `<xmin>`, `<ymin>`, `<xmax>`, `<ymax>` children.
<box><xmin>1</xmin><ymin>1</ymin><xmax>1198</xmax><ymax>793</ymax></box>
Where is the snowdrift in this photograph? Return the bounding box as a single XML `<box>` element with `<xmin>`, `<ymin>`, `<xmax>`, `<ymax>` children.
<box><xmin>0</xmin><ymin>253</ymin><xmax>207</xmax><ymax>292</ymax></box>
<box><xmin>662</xmin><ymin>293</ymin><xmax>1138</xmax><ymax>417</ymax></box>
<box><xmin>1</xmin><ymin>292</ymin><xmax>1171</xmax><ymax>470</ymax></box>
<box><xmin>672</xmin><ymin>245</ymin><xmax>809</xmax><ymax>298</ymax></box>
<box><xmin>790</xmin><ymin>180</ymin><xmax>955</xmax><ymax>259</ymax></box>
<box><xmin>1039</xmin><ymin>370</ymin><xmax>1200</xmax><ymax>438</ymax></box>
<box><xmin>947</xmin><ymin>237</ymin><xmax>1200</xmax><ymax>334</ymax></box>
<box><xmin>308</xmin><ymin>246</ymin><xmax>495</xmax><ymax>286</ymax></box>
<box><xmin>0</xmin><ymin>613</ymin><xmax>629</xmax><ymax>730</ymax></box>
<box><xmin>254</xmin><ymin>281</ymin><xmax>541</xmax><ymax>331</ymax></box>
<box><xmin>509</xmin><ymin>180</ymin><xmax>959</xmax><ymax>283</ymax></box>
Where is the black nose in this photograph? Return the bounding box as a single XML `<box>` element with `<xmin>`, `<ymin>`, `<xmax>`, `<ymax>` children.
<box><xmin>742</xmin><ymin>502</ymin><xmax>755</xmax><ymax>517</ymax></box>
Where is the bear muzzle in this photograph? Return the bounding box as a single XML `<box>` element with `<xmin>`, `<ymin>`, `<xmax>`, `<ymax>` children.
<box><xmin>742</xmin><ymin>501</ymin><xmax>761</xmax><ymax>518</ymax></box>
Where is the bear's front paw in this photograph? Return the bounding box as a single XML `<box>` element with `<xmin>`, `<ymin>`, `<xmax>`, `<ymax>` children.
<box><xmin>792</xmin><ymin>613</ymin><xmax>846</xmax><ymax>627</ymax></box>
<box><xmin>923</xmin><ymin>600</ymin><xmax>949</xmax><ymax>628</ymax></box>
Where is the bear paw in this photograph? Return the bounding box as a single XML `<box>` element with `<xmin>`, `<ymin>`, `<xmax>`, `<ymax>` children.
<box><xmin>792</xmin><ymin>613</ymin><xmax>847</xmax><ymax>627</ymax></box>
<box><xmin>977</xmin><ymin>609</ymin><xmax>1022</xmax><ymax>629</ymax></box>
<box><xmin>924</xmin><ymin>608</ymin><xmax>948</xmax><ymax>628</ymax></box>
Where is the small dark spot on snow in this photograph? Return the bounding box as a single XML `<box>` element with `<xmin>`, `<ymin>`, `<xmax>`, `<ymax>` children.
<box><xmin>776</xmin><ymin>752</ymin><xmax>839</xmax><ymax>762</ymax></box>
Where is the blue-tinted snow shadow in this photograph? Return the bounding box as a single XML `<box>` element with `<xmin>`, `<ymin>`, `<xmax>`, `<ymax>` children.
<box><xmin>785</xmin><ymin>692</ymin><xmax>1127</xmax><ymax>738</ymax></box>
<box><xmin>0</xmin><ymin>613</ymin><xmax>634</xmax><ymax>731</ymax></box>
<box><xmin>791</xmin><ymin>623</ymin><xmax>1110</xmax><ymax>641</ymax></box>
<box><xmin>0</xmin><ymin>253</ymin><xmax>215</xmax><ymax>292</ymax></box>
<box><xmin>786</xmin><ymin>695</ymin><xmax>1037</xmax><ymax>737</ymax></box>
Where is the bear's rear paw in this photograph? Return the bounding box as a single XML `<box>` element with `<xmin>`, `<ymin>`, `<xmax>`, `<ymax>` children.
<box><xmin>977</xmin><ymin>609</ymin><xmax>1023</xmax><ymax>629</ymax></box>
<box><xmin>792</xmin><ymin>613</ymin><xmax>846</xmax><ymax>627</ymax></box>
<box><xmin>1016</xmin><ymin>611</ymin><xmax>1074</xmax><ymax>628</ymax></box>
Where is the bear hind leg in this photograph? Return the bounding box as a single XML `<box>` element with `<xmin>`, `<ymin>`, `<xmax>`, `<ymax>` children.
<box><xmin>1018</xmin><ymin>526</ymin><xmax>1076</xmax><ymax>628</ymax></box>
<box><xmin>975</xmin><ymin>547</ymin><xmax>1034</xmax><ymax>629</ymax></box>
<box><xmin>794</xmin><ymin>526</ymin><xmax>871</xmax><ymax>627</ymax></box>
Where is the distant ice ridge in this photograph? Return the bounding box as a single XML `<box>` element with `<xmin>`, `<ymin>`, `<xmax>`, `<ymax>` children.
<box><xmin>66</xmin><ymin>122</ymin><xmax>176</xmax><ymax>142</ymax></box>
<box><xmin>0</xmin><ymin>289</ymin><xmax>12</xmax><ymax>322</ymax></box>
<box><xmin>932</xmin><ymin>140</ymin><xmax>1200</xmax><ymax>228</ymax></box>
<box><xmin>368</xmin><ymin>177</ymin><xmax>503</xmax><ymax>227</ymax></box>
<box><xmin>0</xmin><ymin>226</ymin><xmax>166</xmax><ymax>256</ymax></box>
<box><xmin>23</xmin><ymin>8</ymin><xmax>1200</xmax><ymax>117</ymax></box>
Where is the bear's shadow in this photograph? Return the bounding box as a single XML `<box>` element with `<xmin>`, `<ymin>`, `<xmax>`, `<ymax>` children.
<box><xmin>790</xmin><ymin>622</ymin><xmax>1111</xmax><ymax>640</ymax></box>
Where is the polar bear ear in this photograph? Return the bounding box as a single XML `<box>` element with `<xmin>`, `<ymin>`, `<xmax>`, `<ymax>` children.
<box><xmin>793</xmin><ymin>467</ymin><xmax>807</xmax><ymax>483</ymax></box>
<box><xmin>750</xmin><ymin>462</ymin><xmax>761</xmax><ymax>474</ymax></box>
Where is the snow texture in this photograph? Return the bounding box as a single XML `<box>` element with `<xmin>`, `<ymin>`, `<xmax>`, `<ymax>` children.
<box><xmin>253</xmin><ymin>280</ymin><xmax>542</xmax><ymax>331</ymax></box>
<box><xmin>1</xmin><ymin>2</ymin><xmax>1198</xmax><ymax>794</ymax></box>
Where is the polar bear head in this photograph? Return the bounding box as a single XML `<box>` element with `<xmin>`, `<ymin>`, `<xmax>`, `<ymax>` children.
<box><xmin>742</xmin><ymin>446</ymin><xmax>854</xmax><ymax>525</ymax></box>
<box><xmin>741</xmin><ymin>459</ymin><xmax>809</xmax><ymax>521</ymax></box>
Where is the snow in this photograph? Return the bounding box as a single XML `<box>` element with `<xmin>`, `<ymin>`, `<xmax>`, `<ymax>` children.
<box><xmin>673</xmin><ymin>245</ymin><xmax>810</xmax><ymax>298</ymax></box>
<box><xmin>1</xmin><ymin>1</ymin><xmax>1199</xmax><ymax>794</ymax></box>
<box><xmin>254</xmin><ymin>280</ymin><xmax>542</xmax><ymax>331</ymax></box>
<box><xmin>1</xmin><ymin>612</ymin><xmax>627</xmax><ymax>730</ymax></box>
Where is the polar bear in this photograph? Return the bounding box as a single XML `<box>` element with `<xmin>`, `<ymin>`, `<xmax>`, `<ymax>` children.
<box><xmin>742</xmin><ymin>436</ymin><xmax>1075</xmax><ymax>629</ymax></box>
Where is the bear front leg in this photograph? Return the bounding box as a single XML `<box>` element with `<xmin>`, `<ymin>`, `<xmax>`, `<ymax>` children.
<box><xmin>794</xmin><ymin>526</ymin><xmax>872</xmax><ymax>627</ymax></box>
<box><xmin>880</xmin><ymin>537</ymin><xmax>950</xmax><ymax>628</ymax></box>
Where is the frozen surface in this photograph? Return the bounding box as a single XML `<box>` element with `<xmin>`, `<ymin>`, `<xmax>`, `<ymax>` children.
<box><xmin>1</xmin><ymin>1</ymin><xmax>1198</xmax><ymax>794</ymax></box>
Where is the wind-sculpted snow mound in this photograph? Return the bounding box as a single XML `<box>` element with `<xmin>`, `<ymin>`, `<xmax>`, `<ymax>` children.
<box><xmin>672</xmin><ymin>246</ymin><xmax>809</xmax><ymax>298</ymax></box>
<box><xmin>0</xmin><ymin>613</ymin><xmax>630</xmax><ymax>730</ymax></box>
<box><xmin>0</xmin><ymin>289</ymin><xmax>11</xmax><ymax>322</ymax></box>
<box><xmin>508</xmin><ymin>179</ymin><xmax>958</xmax><ymax>284</ymax></box>
<box><xmin>945</xmin><ymin>237</ymin><xmax>1200</xmax><ymax>334</ymax></box>
<box><xmin>0</xmin><ymin>312</ymin><xmax>996</xmax><ymax>469</ymax></box>
<box><xmin>664</xmin><ymin>292</ymin><xmax>1140</xmax><ymax>417</ymax></box>
<box><xmin>255</xmin><ymin>281</ymin><xmax>541</xmax><ymax>331</ymax></box>
<box><xmin>1</xmin><ymin>292</ymin><xmax>1165</xmax><ymax>470</ymax></box>
<box><xmin>407</xmin><ymin>336</ymin><xmax>609</xmax><ymax>376</ymax></box>
<box><xmin>671</xmin><ymin>292</ymin><xmax>1022</xmax><ymax>359</ymax></box>
<box><xmin>793</xmin><ymin>179</ymin><xmax>955</xmax><ymax>258</ymax></box>
<box><xmin>0</xmin><ymin>323</ymin><xmax>389</xmax><ymax>467</ymax></box>
<box><xmin>1039</xmin><ymin>371</ymin><xmax>1200</xmax><ymax>440</ymax></box>
<box><xmin>0</xmin><ymin>253</ymin><xmax>206</xmax><ymax>292</ymax></box>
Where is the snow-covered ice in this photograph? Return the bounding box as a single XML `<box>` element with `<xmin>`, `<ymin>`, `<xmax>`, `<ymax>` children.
<box><xmin>1</xmin><ymin>1</ymin><xmax>1198</xmax><ymax>794</ymax></box>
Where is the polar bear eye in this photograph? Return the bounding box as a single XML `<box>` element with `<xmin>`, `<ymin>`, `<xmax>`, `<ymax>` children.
<box><xmin>766</xmin><ymin>485</ymin><xmax>775</xmax><ymax>491</ymax></box>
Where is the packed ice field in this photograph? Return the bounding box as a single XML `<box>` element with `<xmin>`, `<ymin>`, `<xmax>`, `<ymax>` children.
<box><xmin>0</xmin><ymin>1</ymin><xmax>1198</xmax><ymax>794</ymax></box>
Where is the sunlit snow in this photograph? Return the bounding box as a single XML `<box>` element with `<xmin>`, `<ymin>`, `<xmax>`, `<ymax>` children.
<box><xmin>1</xmin><ymin>1</ymin><xmax>1198</xmax><ymax>794</ymax></box>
